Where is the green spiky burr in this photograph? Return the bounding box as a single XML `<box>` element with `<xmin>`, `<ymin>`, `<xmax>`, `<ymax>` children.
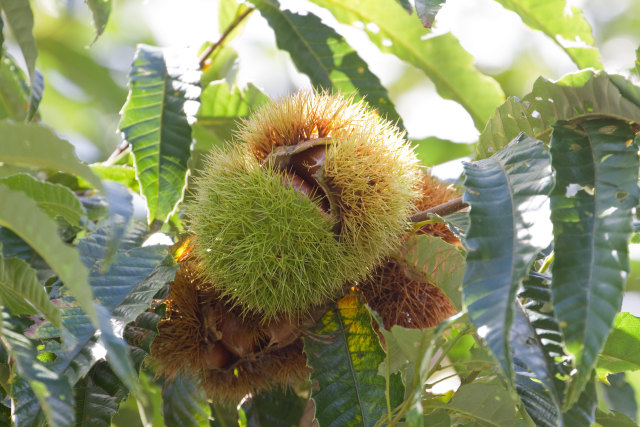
<box><xmin>187</xmin><ymin>91</ymin><xmax>421</xmax><ymax>320</ymax></box>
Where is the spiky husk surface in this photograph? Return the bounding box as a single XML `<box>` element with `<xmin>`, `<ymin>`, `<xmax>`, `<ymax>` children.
<box><xmin>360</xmin><ymin>172</ymin><xmax>460</xmax><ymax>328</ymax></box>
<box><xmin>188</xmin><ymin>91</ymin><xmax>421</xmax><ymax>319</ymax></box>
<box><xmin>151</xmin><ymin>260</ymin><xmax>310</xmax><ymax>404</ymax></box>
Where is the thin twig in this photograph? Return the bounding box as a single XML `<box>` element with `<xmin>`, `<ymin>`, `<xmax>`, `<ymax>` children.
<box><xmin>409</xmin><ymin>196</ymin><xmax>468</xmax><ymax>223</ymax></box>
<box><xmin>198</xmin><ymin>7</ymin><xmax>255</xmax><ymax>69</ymax></box>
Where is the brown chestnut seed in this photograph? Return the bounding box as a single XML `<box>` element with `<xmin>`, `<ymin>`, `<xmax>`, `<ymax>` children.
<box><xmin>264</xmin><ymin>318</ymin><xmax>301</xmax><ymax>349</ymax></box>
<box><xmin>204</xmin><ymin>341</ymin><xmax>230</xmax><ymax>369</ymax></box>
<box><xmin>220</xmin><ymin>313</ymin><xmax>260</xmax><ymax>358</ymax></box>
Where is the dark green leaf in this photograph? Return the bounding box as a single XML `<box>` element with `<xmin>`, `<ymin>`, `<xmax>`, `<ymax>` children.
<box><xmin>309</xmin><ymin>0</ymin><xmax>505</xmax><ymax>130</ymax></box>
<box><xmin>550</xmin><ymin>118</ymin><xmax>639</xmax><ymax>407</ymax></box>
<box><xmin>303</xmin><ymin>293</ymin><xmax>402</xmax><ymax>426</ymax></box>
<box><xmin>244</xmin><ymin>388</ymin><xmax>307</xmax><ymax>427</ymax></box>
<box><xmin>0</xmin><ymin>184</ymin><xmax>97</xmax><ymax>325</ymax></box>
<box><xmin>26</xmin><ymin>68</ymin><xmax>42</xmax><ymax>120</ymax></box>
<box><xmin>249</xmin><ymin>0</ymin><xmax>402</xmax><ymax>126</ymax></box>
<box><xmin>162</xmin><ymin>374</ymin><xmax>211</xmax><ymax>427</ymax></box>
<box><xmin>599</xmin><ymin>373</ymin><xmax>638</xmax><ymax>422</ymax></box>
<box><xmin>596</xmin><ymin>409</ymin><xmax>639</xmax><ymax>427</ymax></box>
<box><xmin>0</xmin><ymin>120</ymin><xmax>103</xmax><ymax>190</ymax></box>
<box><xmin>396</xmin><ymin>234</ymin><xmax>464</xmax><ymax>310</ymax></box>
<box><xmin>462</xmin><ymin>134</ymin><xmax>553</xmax><ymax>383</ymax></box>
<box><xmin>3</xmin><ymin>312</ymin><xmax>75</xmax><ymax>427</ymax></box>
<box><xmin>86</xmin><ymin>0</ymin><xmax>112</xmax><ymax>41</ymax></box>
<box><xmin>119</xmin><ymin>45</ymin><xmax>201</xmax><ymax>224</ymax></box>
<box><xmin>477</xmin><ymin>71</ymin><xmax>640</xmax><ymax>158</ymax></box>
<box><xmin>74</xmin><ymin>369</ymin><xmax>121</xmax><ymax>427</ymax></box>
<box><xmin>394</xmin><ymin>0</ymin><xmax>413</xmax><ymax>14</ymax></box>
<box><xmin>0</xmin><ymin>227</ymin><xmax>52</xmax><ymax>281</ymax></box>
<box><xmin>411</xmin><ymin>137</ymin><xmax>473</xmax><ymax>166</ymax></box>
<box><xmin>415</xmin><ymin>0</ymin><xmax>445</xmax><ymax>28</ymax></box>
<box><xmin>493</xmin><ymin>0</ymin><xmax>601</xmax><ymax>70</ymax></box>
<box><xmin>210</xmin><ymin>401</ymin><xmax>240</xmax><ymax>427</ymax></box>
<box><xmin>598</xmin><ymin>312</ymin><xmax>640</xmax><ymax>373</ymax></box>
<box><xmin>0</xmin><ymin>173</ymin><xmax>85</xmax><ymax>226</ymax></box>
<box><xmin>0</xmin><ymin>254</ymin><xmax>60</xmax><ymax>326</ymax></box>
<box><xmin>563</xmin><ymin>373</ymin><xmax>596</xmax><ymax>426</ymax></box>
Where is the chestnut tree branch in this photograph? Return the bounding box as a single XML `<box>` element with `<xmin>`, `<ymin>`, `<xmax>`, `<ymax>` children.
<box><xmin>409</xmin><ymin>197</ymin><xmax>468</xmax><ymax>223</ymax></box>
<box><xmin>198</xmin><ymin>7</ymin><xmax>255</xmax><ymax>69</ymax></box>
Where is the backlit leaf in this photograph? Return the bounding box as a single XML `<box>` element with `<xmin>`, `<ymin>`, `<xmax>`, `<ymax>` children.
<box><xmin>86</xmin><ymin>0</ymin><xmax>112</xmax><ymax>41</ymax></box>
<box><xmin>598</xmin><ymin>313</ymin><xmax>640</xmax><ymax>373</ymax></box>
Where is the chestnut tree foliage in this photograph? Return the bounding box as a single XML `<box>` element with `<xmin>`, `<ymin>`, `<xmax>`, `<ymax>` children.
<box><xmin>0</xmin><ymin>0</ymin><xmax>639</xmax><ymax>426</ymax></box>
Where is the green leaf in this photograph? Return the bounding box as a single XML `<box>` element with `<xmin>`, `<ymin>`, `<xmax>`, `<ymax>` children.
<box><xmin>492</xmin><ymin>0</ymin><xmax>601</xmax><ymax>70</ymax></box>
<box><xmin>243</xmin><ymin>388</ymin><xmax>307</xmax><ymax>427</ymax></box>
<box><xmin>415</xmin><ymin>0</ymin><xmax>445</xmax><ymax>28</ymax></box>
<box><xmin>74</xmin><ymin>367</ymin><xmax>121</xmax><ymax>427</ymax></box>
<box><xmin>394</xmin><ymin>0</ymin><xmax>412</xmax><ymax>14</ymax></box>
<box><xmin>210</xmin><ymin>401</ymin><xmax>240</xmax><ymax>427</ymax></box>
<box><xmin>462</xmin><ymin>134</ymin><xmax>553</xmax><ymax>383</ymax></box>
<box><xmin>0</xmin><ymin>173</ymin><xmax>85</xmax><ymax>226</ymax></box>
<box><xmin>396</xmin><ymin>234</ymin><xmax>464</xmax><ymax>310</ymax></box>
<box><xmin>119</xmin><ymin>44</ymin><xmax>201</xmax><ymax>224</ymax></box>
<box><xmin>0</xmin><ymin>184</ymin><xmax>97</xmax><ymax>325</ymax></box>
<box><xmin>596</xmin><ymin>409</ymin><xmax>639</xmax><ymax>427</ymax></box>
<box><xmin>0</xmin><ymin>254</ymin><xmax>60</xmax><ymax>327</ymax></box>
<box><xmin>0</xmin><ymin>54</ymin><xmax>29</xmax><ymax>121</ymax></box>
<box><xmin>411</xmin><ymin>137</ymin><xmax>473</xmax><ymax>166</ymax></box>
<box><xmin>426</xmin><ymin>383</ymin><xmax>526</xmax><ymax>426</ymax></box>
<box><xmin>303</xmin><ymin>293</ymin><xmax>403</xmax><ymax>426</ymax></box>
<box><xmin>3</xmin><ymin>313</ymin><xmax>75</xmax><ymax>427</ymax></box>
<box><xmin>599</xmin><ymin>373</ymin><xmax>638</xmax><ymax>422</ymax></box>
<box><xmin>162</xmin><ymin>374</ymin><xmax>212</xmax><ymax>427</ymax></box>
<box><xmin>89</xmin><ymin>164</ymin><xmax>138</xmax><ymax>193</ymax></box>
<box><xmin>563</xmin><ymin>373</ymin><xmax>596</xmax><ymax>426</ymax></box>
<box><xmin>26</xmin><ymin>68</ymin><xmax>42</xmax><ymax>121</ymax></box>
<box><xmin>0</xmin><ymin>120</ymin><xmax>103</xmax><ymax>191</ymax></box>
<box><xmin>248</xmin><ymin>0</ymin><xmax>401</xmax><ymax>126</ymax></box>
<box><xmin>86</xmin><ymin>0</ymin><xmax>112</xmax><ymax>41</ymax></box>
<box><xmin>308</xmin><ymin>0</ymin><xmax>505</xmax><ymax>130</ymax></box>
<box><xmin>598</xmin><ymin>312</ymin><xmax>640</xmax><ymax>373</ymax></box>
<box><xmin>0</xmin><ymin>0</ymin><xmax>36</xmax><ymax>85</ymax></box>
<box><xmin>549</xmin><ymin>118</ymin><xmax>639</xmax><ymax>408</ymax></box>
<box><xmin>477</xmin><ymin>71</ymin><xmax>640</xmax><ymax>159</ymax></box>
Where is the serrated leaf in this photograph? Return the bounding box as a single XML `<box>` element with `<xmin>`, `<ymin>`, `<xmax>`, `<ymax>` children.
<box><xmin>162</xmin><ymin>374</ymin><xmax>211</xmax><ymax>427</ymax></box>
<box><xmin>308</xmin><ymin>0</ymin><xmax>505</xmax><ymax>130</ymax></box>
<box><xmin>462</xmin><ymin>134</ymin><xmax>553</xmax><ymax>383</ymax></box>
<box><xmin>249</xmin><ymin>0</ymin><xmax>402</xmax><ymax>126</ymax></box>
<box><xmin>411</xmin><ymin>137</ymin><xmax>473</xmax><ymax>166</ymax></box>
<box><xmin>427</xmin><ymin>383</ymin><xmax>526</xmax><ymax>426</ymax></box>
<box><xmin>0</xmin><ymin>184</ymin><xmax>97</xmax><ymax>325</ymax></box>
<box><xmin>0</xmin><ymin>254</ymin><xmax>60</xmax><ymax>327</ymax></box>
<box><xmin>477</xmin><ymin>71</ymin><xmax>640</xmax><ymax>158</ymax></box>
<box><xmin>415</xmin><ymin>0</ymin><xmax>445</xmax><ymax>28</ymax></box>
<box><xmin>303</xmin><ymin>293</ymin><xmax>403</xmax><ymax>427</ymax></box>
<box><xmin>0</xmin><ymin>54</ymin><xmax>29</xmax><ymax>121</ymax></box>
<box><xmin>0</xmin><ymin>173</ymin><xmax>85</xmax><ymax>226</ymax></box>
<box><xmin>243</xmin><ymin>388</ymin><xmax>307</xmax><ymax>427</ymax></box>
<box><xmin>493</xmin><ymin>0</ymin><xmax>601</xmax><ymax>70</ymax></box>
<box><xmin>0</xmin><ymin>0</ymin><xmax>36</xmax><ymax>85</ymax></box>
<box><xmin>3</xmin><ymin>313</ymin><xmax>75</xmax><ymax>427</ymax></box>
<box><xmin>0</xmin><ymin>227</ymin><xmax>53</xmax><ymax>281</ymax></box>
<box><xmin>549</xmin><ymin>118</ymin><xmax>639</xmax><ymax>408</ymax></box>
<box><xmin>598</xmin><ymin>313</ymin><xmax>640</xmax><ymax>373</ymax></box>
<box><xmin>0</xmin><ymin>120</ymin><xmax>103</xmax><ymax>190</ymax></box>
<box><xmin>396</xmin><ymin>234</ymin><xmax>464</xmax><ymax>310</ymax></box>
<box><xmin>119</xmin><ymin>45</ymin><xmax>201</xmax><ymax>224</ymax></box>
<box><xmin>74</xmin><ymin>373</ymin><xmax>120</xmax><ymax>427</ymax></box>
<box><xmin>86</xmin><ymin>0</ymin><xmax>112</xmax><ymax>41</ymax></box>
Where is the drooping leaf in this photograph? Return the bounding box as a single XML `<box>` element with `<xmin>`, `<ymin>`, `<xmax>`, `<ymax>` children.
<box><xmin>119</xmin><ymin>44</ymin><xmax>201</xmax><ymax>224</ymax></box>
<box><xmin>0</xmin><ymin>120</ymin><xmax>103</xmax><ymax>190</ymax></box>
<box><xmin>0</xmin><ymin>254</ymin><xmax>60</xmax><ymax>327</ymax></box>
<box><xmin>0</xmin><ymin>184</ymin><xmax>97</xmax><ymax>324</ymax></box>
<box><xmin>394</xmin><ymin>0</ymin><xmax>412</xmax><ymax>14</ymax></box>
<box><xmin>303</xmin><ymin>293</ymin><xmax>403</xmax><ymax>426</ymax></box>
<box><xmin>0</xmin><ymin>54</ymin><xmax>29</xmax><ymax>121</ymax></box>
<box><xmin>599</xmin><ymin>372</ymin><xmax>638</xmax><ymax>422</ymax></box>
<box><xmin>563</xmin><ymin>373</ymin><xmax>597</xmax><ymax>426</ymax></box>
<box><xmin>598</xmin><ymin>312</ymin><xmax>640</xmax><ymax>373</ymax></box>
<box><xmin>415</xmin><ymin>0</ymin><xmax>445</xmax><ymax>28</ymax></box>
<box><xmin>462</xmin><ymin>134</ymin><xmax>553</xmax><ymax>383</ymax></box>
<box><xmin>396</xmin><ymin>234</ymin><xmax>464</xmax><ymax>310</ymax></box>
<box><xmin>309</xmin><ymin>0</ymin><xmax>505</xmax><ymax>130</ymax></box>
<box><xmin>3</xmin><ymin>312</ymin><xmax>75</xmax><ymax>427</ymax></box>
<box><xmin>26</xmin><ymin>68</ymin><xmax>42</xmax><ymax>120</ymax></box>
<box><xmin>550</xmin><ymin>118</ymin><xmax>639</xmax><ymax>408</ymax></box>
<box><xmin>493</xmin><ymin>0</ymin><xmax>601</xmax><ymax>70</ymax></box>
<box><xmin>0</xmin><ymin>173</ymin><xmax>85</xmax><ymax>226</ymax></box>
<box><xmin>411</xmin><ymin>136</ymin><xmax>473</xmax><ymax>166</ymax></box>
<box><xmin>426</xmin><ymin>382</ymin><xmax>526</xmax><ymax>426</ymax></box>
<box><xmin>0</xmin><ymin>0</ymin><xmax>36</xmax><ymax>85</ymax></box>
<box><xmin>249</xmin><ymin>0</ymin><xmax>402</xmax><ymax>126</ymax></box>
<box><xmin>162</xmin><ymin>374</ymin><xmax>211</xmax><ymax>427</ymax></box>
<box><xmin>86</xmin><ymin>0</ymin><xmax>112</xmax><ymax>41</ymax></box>
<box><xmin>243</xmin><ymin>388</ymin><xmax>307</xmax><ymax>427</ymax></box>
<box><xmin>477</xmin><ymin>71</ymin><xmax>640</xmax><ymax>158</ymax></box>
<box><xmin>595</xmin><ymin>409</ymin><xmax>639</xmax><ymax>427</ymax></box>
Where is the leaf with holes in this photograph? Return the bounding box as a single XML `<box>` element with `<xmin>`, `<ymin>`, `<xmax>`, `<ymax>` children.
<box><xmin>550</xmin><ymin>118</ymin><xmax>639</xmax><ymax>408</ymax></box>
<box><xmin>462</xmin><ymin>134</ymin><xmax>553</xmax><ymax>384</ymax></box>
<box><xmin>119</xmin><ymin>44</ymin><xmax>201</xmax><ymax>224</ymax></box>
<box><xmin>304</xmin><ymin>293</ymin><xmax>403</xmax><ymax>426</ymax></box>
